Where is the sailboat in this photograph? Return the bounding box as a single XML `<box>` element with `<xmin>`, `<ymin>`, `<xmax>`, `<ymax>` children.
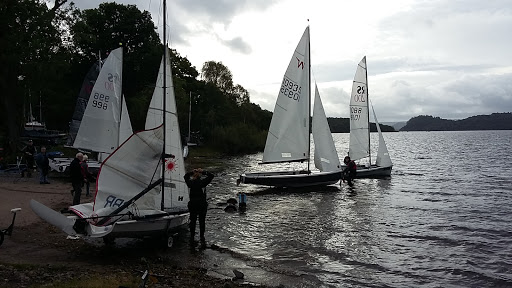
<box><xmin>346</xmin><ymin>56</ymin><xmax>392</xmax><ymax>178</ymax></box>
<box><xmin>30</xmin><ymin>7</ymin><xmax>188</xmax><ymax>246</ymax></box>
<box><xmin>238</xmin><ymin>27</ymin><xmax>342</xmax><ymax>188</ymax></box>
<box><xmin>22</xmin><ymin>92</ymin><xmax>67</xmax><ymax>145</ymax></box>
<box><xmin>49</xmin><ymin>48</ymin><xmax>132</xmax><ymax>175</ymax></box>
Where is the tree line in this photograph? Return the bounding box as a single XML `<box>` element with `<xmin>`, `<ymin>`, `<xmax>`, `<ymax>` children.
<box><xmin>400</xmin><ymin>113</ymin><xmax>512</xmax><ymax>131</ymax></box>
<box><xmin>0</xmin><ymin>1</ymin><xmax>271</xmax><ymax>156</ymax></box>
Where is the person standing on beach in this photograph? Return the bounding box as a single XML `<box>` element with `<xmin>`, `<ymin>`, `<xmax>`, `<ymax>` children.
<box><xmin>80</xmin><ymin>155</ymin><xmax>93</xmax><ymax>197</ymax></box>
<box><xmin>21</xmin><ymin>139</ymin><xmax>36</xmax><ymax>177</ymax></box>
<box><xmin>184</xmin><ymin>168</ymin><xmax>214</xmax><ymax>247</ymax></box>
<box><xmin>70</xmin><ymin>153</ymin><xmax>84</xmax><ymax>205</ymax></box>
<box><xmin>35</xmin><ymin>146</ymin><xmax>50</xmax><ymax>184</ymax></box>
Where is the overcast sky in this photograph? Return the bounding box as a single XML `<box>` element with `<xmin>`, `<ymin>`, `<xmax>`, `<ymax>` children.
<box><xmin>58</xmin><ymin>0</ymin><xmax>512</xmax><ymax>122</ymax></box>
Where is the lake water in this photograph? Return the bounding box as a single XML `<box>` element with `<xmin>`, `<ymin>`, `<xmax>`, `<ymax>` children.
<box><xmin>195</xmin><ymin>130</ymin><xmax>512</xmax><ymax>287</ymax></box>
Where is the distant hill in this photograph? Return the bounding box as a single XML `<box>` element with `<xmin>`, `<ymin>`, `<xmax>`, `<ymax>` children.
<box><xmin>327</xmin><ymin>117</ymin><xmax>396</xmax><ymax>133</ymax></box>
<box><xmin>383</xmin><ymin>121</ymin><xmax>407</xmax><ymax>131</ymax></box>
<box><xmin>400</xmin><ymin>113</ymin><xmax>512</xmax><ymax>131</ymax></box>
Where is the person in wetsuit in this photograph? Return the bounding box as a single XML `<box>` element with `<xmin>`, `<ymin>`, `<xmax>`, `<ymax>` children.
<box><xmin>184</xmin><ymin>168</ymin><xmax>214</xmax><ymax>246</ymax></box>
<box><xmin>342</xmin><ymin>156</ymin><xmax>357</xmax><ymax>187</ymax></box>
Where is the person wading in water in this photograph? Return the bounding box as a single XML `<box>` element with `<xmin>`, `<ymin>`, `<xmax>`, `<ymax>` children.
<box><xmin>184</xmin><ymin>168</ymin><xmax>214</xmax><ymax>247</ymax></box>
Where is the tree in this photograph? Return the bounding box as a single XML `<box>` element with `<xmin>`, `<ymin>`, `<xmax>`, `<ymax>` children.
<box><xmin>0</xmin><ymin>0</ymin><xmax>70</xmax><ymax>152</ymax></box>
<box><xmin>201</xmin><ymin>61</ymin><xmax>234</xmax><ymax>93</ymax></box>
<box><xmin>230</xmin><ymin>84</ymin><xmax>250</xmax><ymax>106</ymax></box>
<box><xmin>71</xmin><ymin>2</ymin><xmax>163</xmax><ymax>130</ymax></box>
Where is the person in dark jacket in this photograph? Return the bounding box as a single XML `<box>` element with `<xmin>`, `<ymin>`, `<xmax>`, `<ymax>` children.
<box><xmin>21</xmin><ymin>140</ymin><xmax>37</xmax><ymax>177</ymax></box>
<box><xmin>184</xmin><ymin>168</ymin><xmax>214</xmax><ymax>246</ymax></box>
<box><xmin>342</xmin><ymin>156</ymin><xmax>357</xmax><ymax>187</ymax></box>
<box><xmin>35</xmin><ymin>146</ymin><xmax>50</xmax><ymax>184</ymax></box>
<box><xmin>80</xmin><ymin>155</ymin><xmax>93</xmax><ymax>197</ymax></box>
<box><xmin>70</xmin><ymin>152</ymin><xmax>85</xmax><ymax>205</ymax></box>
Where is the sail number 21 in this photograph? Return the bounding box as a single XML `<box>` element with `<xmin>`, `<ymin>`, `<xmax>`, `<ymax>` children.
<box><xmin>280</xmin><ymin>78</ymin><xmax>302</xmax><ymax>102</ymax></box>
<box><xmin>92</xmin><ymin>92</ymin><xmax>110</xmax><ymax>110</ymax></box>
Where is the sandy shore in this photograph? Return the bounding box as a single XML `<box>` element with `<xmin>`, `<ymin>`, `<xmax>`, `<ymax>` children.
<box><xmin>0</xmin><ymin>175</ymin><xmax>270</xmax><ymax>287</ymax></box>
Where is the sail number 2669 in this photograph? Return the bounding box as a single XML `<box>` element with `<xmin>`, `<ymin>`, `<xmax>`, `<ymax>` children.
<box><xmin>280</xmin><ymin>78</ymin><xmax>302</xmax><ymax>102</ymax></box>
<box><xmin>92</xmin><ymin>92</ymin><xmax>110</xmax><ymax>110</ymax></box>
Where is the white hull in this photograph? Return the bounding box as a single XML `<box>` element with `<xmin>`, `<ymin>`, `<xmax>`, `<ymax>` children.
<box><xmin>30</xmin><ymin>200</ymin><xmax>188</xmax><ymax>240</ymax></box>
<box><xmin>49</xmin><ymin>157</ymin><xmax>101</xmax><ymax>175</ymax></box>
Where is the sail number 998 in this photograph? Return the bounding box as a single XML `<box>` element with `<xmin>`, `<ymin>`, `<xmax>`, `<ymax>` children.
<box><xmin>280</xmin><ymin>78</ymin><xmax>302</xmax><ymax>102</ymax></box>
<box><xmin>92</xmin><ymin>92</ymin><xmax>109</xmax><ymax>110</ymax></box>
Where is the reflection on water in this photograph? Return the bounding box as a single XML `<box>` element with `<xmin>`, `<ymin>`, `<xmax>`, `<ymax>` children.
<box><xmin>200</xmin><ymin>131</ymin><xmax>512</xmax><ymax>287</ymax></box>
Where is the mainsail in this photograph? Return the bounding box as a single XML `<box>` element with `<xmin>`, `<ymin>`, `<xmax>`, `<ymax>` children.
<box><xmin>145</xmin><ymin>49</ymin><xmax>188</xmax><ymax>213</ymax></box>
<box><xmin>74</xmin><ymin>47</ymin><xmax>132</xmax><ymax>153</ymax></box>
<box><xmin>349</xmin><ymin>56</ymin><xmax>370</xmax><ymax>161</ymax></box>
<box><xmin>262</xmin><ymin>26</ymin><xmax>310</xmax><ymax>164</ymax></box>
<box><xmin>313</xmin><ymin>84</ymin><xmax>341</xmax><ymax>172</ymax></box>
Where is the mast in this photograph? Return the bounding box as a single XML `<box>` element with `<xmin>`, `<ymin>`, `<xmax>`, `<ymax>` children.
<box><xmin>307</xmin><ymin>25</ymin><xmax>311</xmax><ymax>173</ymax></box>
<box><xmin>188</xmin><ymin>91</ymin><xmax>192</xmax><ymax>143</ymax></box>
<box><xmin>365</xmin><ymin>56</ymin><xmax>371</xmax><ymax>166</ymax></box>
<box><xmin>39</xmin><ymin>92</ymin><xmax>42</xmax><ymax>125</ymax></box>
<box><xmin>161</xmin><ymin>0</ymin><xmax>167</xmax><ymax>210</ymax></box>
<box><xmin>117</xmin><ymin>46</ymin><xmax>124</xmax><ymax>148</ymax></box>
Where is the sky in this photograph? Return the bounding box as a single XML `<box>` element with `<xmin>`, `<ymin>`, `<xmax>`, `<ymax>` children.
<box><xmin>54</xmin><ymin>0</ymin><xmax>512</xmax><ymax>122</ymax></box>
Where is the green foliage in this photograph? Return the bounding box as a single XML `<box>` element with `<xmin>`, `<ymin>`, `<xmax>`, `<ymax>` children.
<box><xmin>0</xmin><ymin>1</ymin><xmax>271</xmax><ymax>157</ymax></box>
<box><xmin>210</xmin><ymin>123</ymin><xmax>268</xmax><ymax>154</ymax></box>
<box><xmin>0</xmin><ymin>0</ymin><xmax>74</xmax><ymax>152</ymax></box>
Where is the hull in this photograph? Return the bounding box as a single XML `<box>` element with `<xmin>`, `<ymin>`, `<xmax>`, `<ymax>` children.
<box><xmin>49</xmin><ymin>157</ymin><xmax>101</xmax><ymax>177</ymax></box>
<box><xmin>239</xmin><ymin>170</ymin><xmax>341</xmax><ymax>188</ymax></box>
<box><xmin>95</xmin><ymin>213</ymin><xmax>189</xmax><ymax>239</ymax></box>
<box><xmin>30</xmin><ymin>199</ymin><xmax>188</xmax><ymax>241</ymax></box>
<box><xmin>354</xmin><ymin>165</ymin><xmax>392</xmax><ymax>178</ymax></box>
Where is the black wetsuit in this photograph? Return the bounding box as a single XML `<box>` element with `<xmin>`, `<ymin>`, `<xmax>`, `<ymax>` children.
<box><xmin>342</xmin><ymin>160</ymin><xmax>357</xmax><ymax>186</ymax></box>
<box><xmin>184</xmin><ymin>171</ymin><xmax>214</xmax><ymax>243</ymax></box>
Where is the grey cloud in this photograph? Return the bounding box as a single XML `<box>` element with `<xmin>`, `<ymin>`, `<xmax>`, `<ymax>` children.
<box><xmin>173</xmin><ymin>0</ymin><xmax>276</xmax><ymax>25</ymax></box>
<box><xmin>218</xmin><ymin>36</ymin><xmax>252</xmax><ymax>54</ymax></box>
<box><xmin>375</xmin><ymin>73</ymin><xmax>512</xmax><ymax>122</ymax></box>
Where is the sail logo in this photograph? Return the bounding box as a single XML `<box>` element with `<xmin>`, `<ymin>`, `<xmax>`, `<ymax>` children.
<box><xmin>166</xmin><ymin>158</ymin><xmax>177</xmax><ymax>172</ymax></box>
<box><xmin>296</xmin><ymin>57</ymin><xmax>304</xmax><ymax>70</ymax></box>
<box><xmin>353</xmin><ymin>85</ymin><xmax>366</xmax><ymax>102</ymax></box>
<box><xmin>178</xmin><ymin>196</ymin><xmax>184</xmax><ymax>201</ymax></box>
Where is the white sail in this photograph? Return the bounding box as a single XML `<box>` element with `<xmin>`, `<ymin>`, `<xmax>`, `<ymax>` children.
<box><xmin>74</xmin><ymin>47</ymin><xmax>124</xmax><ymax>153</ymax></box>
<box><xmin>313</xmin><ymin>84</ymin><xmax>341</xmax><ymax>172</ymax></box>
<box><xmin>372</xmin><ymin>103</ymin><xmax>392</xmax><ymax>168</ymax></box>
<box><xmin>93</xmin><ymin>126</ymin><xmax>164</xmax><ymax>212</ymax></box>
<box><xmin>349</xmin><ymin>56</ymin><xmax>370</xmax><ymax>161</ymax></box>
<box><xmin>145</xmin><ymin>49</ymin><xmax>188</xmax><ymax>212</ymax></box>
<box><xmin>262</xmin><ymin>27</ymin><xmax>310</xmax><ymax>164</ymax></box>
<box><xmin>119</xmin><ymin>96</ymin><xmax>133</xmax><ymax>144</ymax></box>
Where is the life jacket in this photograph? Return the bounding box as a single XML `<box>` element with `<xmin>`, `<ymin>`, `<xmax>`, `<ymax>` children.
<box><xmin>348</xmin><ymin>160</ymin><xmax>357</xmax><ymax>171</ymax></box>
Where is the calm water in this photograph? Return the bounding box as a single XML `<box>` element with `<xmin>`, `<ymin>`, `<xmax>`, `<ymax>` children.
<box><xmin>198</xmin><ymin>130</ymin><xmax>512</xmax><ymax>287</ymax></box>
